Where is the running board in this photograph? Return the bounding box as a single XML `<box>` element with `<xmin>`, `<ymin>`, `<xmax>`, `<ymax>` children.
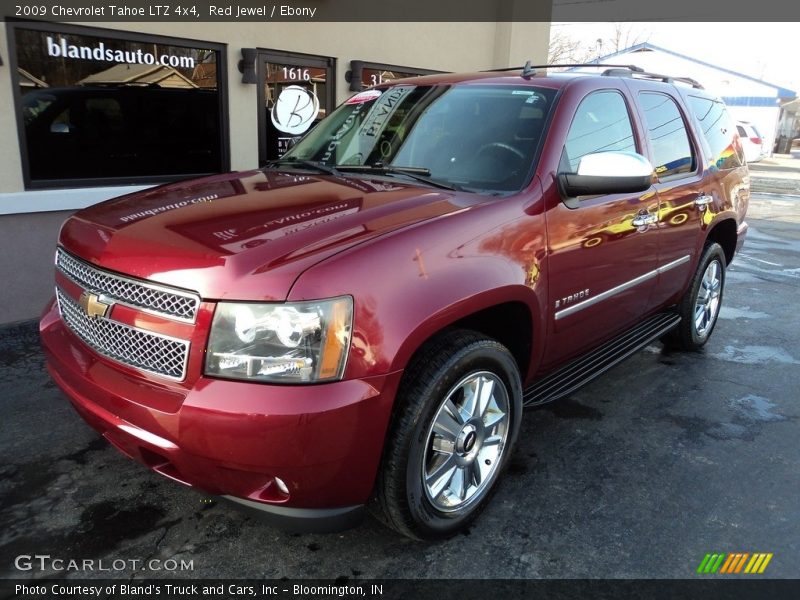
<box><xmin>523</xmin><ymin>312</ymin><xmax>681</xmax><ymax>407</ymax></box>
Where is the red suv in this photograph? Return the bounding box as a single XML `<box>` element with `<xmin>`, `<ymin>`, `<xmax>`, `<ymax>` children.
<box><xmin>40</xmin><ymin>64</ymin><xmax>749</xmax><ymax>539</ymax></box>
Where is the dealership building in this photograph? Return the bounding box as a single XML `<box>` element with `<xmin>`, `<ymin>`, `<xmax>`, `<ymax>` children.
<box><xmin>0</xmin><ymin>20</ymin><xmax>550</xmax><ymax>324</ymax></box>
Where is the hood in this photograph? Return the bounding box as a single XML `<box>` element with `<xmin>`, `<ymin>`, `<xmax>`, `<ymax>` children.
<box><xmin>60</xmin><ymin>169</ymin><xmax>478</xmax><ymax>300</ymax></box>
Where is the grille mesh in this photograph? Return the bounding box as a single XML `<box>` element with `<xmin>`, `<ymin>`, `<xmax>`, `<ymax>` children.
<box><xmin>56</xmin><ymin>249</ymin><xmax>199</xmax><ymax>322</ymax></box>
<box><xmin>56</xmin><ymin>288</ymin><xmax>189</xmax><ymax>380</ymax></box>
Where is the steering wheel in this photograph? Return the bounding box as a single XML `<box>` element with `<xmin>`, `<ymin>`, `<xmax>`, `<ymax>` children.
<box><xmin>475</xmin><ymin>142</ymin><xmax>526</xmax><ymax>161</ymax></box>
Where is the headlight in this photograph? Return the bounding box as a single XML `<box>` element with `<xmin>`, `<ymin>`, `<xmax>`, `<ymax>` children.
<box><xmin>205</xmin><ymin>297</ymin><xmax>353</xmax><ymax>383</ymax></box>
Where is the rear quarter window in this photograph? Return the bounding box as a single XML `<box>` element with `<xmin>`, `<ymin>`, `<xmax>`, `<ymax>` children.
<box><xmin>686</xmin><ymin>96</ymin><xmax>744</xmax><ymax>170</ymax></box>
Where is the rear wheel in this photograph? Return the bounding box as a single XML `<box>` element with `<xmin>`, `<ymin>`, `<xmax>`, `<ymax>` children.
<box><xmin>665</xmin><ymin>242</ymin><xmax>726</xmax><ymax>351</ymax></box>
<box><xmin>372</xmin><ymin>330</ymin><xmax>522</xmax><ymax>539</ymax></box>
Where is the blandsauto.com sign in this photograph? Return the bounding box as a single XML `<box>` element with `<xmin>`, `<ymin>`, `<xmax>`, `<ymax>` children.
<box><xmin>46</xmin><ymin>35</ymin><xmax>196</xmax><ymax>68</ymax></box>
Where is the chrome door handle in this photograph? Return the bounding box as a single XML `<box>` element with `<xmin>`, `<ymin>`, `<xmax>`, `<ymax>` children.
<box><xmin>695</xmin><ymin>194</ymin><xmax>713</xmax><ymax>208</ymax></box>
<box><xmin>631</xmin><ymin>213</ymin><xmax>658</xmax><ymax>227</ymax></box>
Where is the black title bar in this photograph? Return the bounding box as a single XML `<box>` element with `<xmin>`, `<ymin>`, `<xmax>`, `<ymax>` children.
<box><xmin>2</xmin><ymin>0</ymin><xmax>800</xmax><ymax>22</ymax></box>
<box><xmin>4</xmin><ymin>579</ymin><xmax>800</xmax><ymax>600</ymax></box>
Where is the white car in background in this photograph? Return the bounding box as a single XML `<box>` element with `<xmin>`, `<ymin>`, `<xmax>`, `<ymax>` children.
<box><xmin>736</xmin><ymin>121</ymin><xmax>765</xmax><ymax>163</ymax></box>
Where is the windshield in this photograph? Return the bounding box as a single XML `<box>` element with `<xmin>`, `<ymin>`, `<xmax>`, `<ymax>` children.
<box><xmin>282</xmin><ymin>83</ymin><xmax>557</xmax><ymax>194</ymax></box>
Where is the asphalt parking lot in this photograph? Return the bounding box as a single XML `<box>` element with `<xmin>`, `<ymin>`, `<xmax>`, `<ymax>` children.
<box><xmin>1</xmin><ymin>193</ymin><xmax>799</xmax><ymax>580</ymax></box>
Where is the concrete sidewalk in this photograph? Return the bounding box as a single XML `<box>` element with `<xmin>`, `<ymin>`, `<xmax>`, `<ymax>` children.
<box><xmin>748</xmin><ymin>152</ymin><xmax>800</xmax><ymax>195</ymax></box>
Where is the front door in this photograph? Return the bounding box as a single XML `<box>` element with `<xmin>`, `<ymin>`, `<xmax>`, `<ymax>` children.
<box><xmin>257</xmin><ymin>50</ymin><xmax>335</xmax><ymax>165</ymax></box>
<box><xmin>543</xmin><ymin>89</ymin><xmax>660</xmax><ymax>369</ymax></box>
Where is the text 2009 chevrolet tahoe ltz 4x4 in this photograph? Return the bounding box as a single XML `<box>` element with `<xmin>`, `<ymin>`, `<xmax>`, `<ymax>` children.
<box><xmin>41</xmin><ymin>65</ymin><xmax>749</xmax><ymax>539</ymax></box>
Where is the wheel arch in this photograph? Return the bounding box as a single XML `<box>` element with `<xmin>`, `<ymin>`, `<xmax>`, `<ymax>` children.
<box><xmin>390</xmin><ymin>287</ymin><xmax>539</xmax><ymax>382</ymax></box>
<box><xmin>704</xmin><ymin>217</ymin><xmax>738</xmax><ymax>265</ymax></box>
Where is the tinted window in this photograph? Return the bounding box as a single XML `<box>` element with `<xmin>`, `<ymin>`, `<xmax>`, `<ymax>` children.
<box><xmin>639</xmin><ymin>92</ymin><xmax>694</xmax><ymax>179</ymax></box>
<box><xmin>563</xmin><ymin>91</ymin><xmax>636</xmax><ymax>172</ymax></box>
<box><xmin>686</xmin><ymin>95</ymin><xmax>743</xmax><ymax>170</ymax></box>
<box><xmin>13</xmin><ymin>26</ymin><xmax>225</xmax><ymax>186</ymax></box>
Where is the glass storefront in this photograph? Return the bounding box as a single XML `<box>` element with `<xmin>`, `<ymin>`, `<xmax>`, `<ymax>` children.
<box><xmin>257</xmin><ymin>50</ymin><xmax>335</xmax><ymax>164</ymax></box>
<box><xmin>10</xmin><ymin>24</ymin><xmax>227</xmax><ymax>187</ymax></box>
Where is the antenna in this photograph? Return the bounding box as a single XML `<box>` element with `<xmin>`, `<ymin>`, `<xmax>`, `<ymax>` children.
<box><xmin>521</xmin><ymin>60</ymin><xmax>536</xmax><ymax>78</ymax></box>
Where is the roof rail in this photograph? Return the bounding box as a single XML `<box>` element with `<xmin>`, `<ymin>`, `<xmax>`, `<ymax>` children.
<box><xmin>485</xmin><ymin>62</ymin><xmax>704</xmax><ymax>89</ymax></box>
<box><xmin>601</xmin><ymin>66</ymin><xmax>704</xmax><ymax>89</ymax></box>
<box><xmin>486</xmin><ymin>63</ymin><xmax>645</xmax><ymax>75</ymax></box>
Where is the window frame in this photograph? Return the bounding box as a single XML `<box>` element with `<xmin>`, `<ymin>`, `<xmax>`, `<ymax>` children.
<box><xmin>638</xmin><ymin>90</ymin><xmax>699</xmax><ymax>183</ymax></box>
<box><xmin>7</xmin><ymin>20</ymin><xmax>230</xmax><ymax>190</ymax></box>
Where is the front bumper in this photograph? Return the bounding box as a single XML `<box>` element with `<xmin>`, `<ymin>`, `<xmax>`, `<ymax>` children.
<box><xmin>40</xmin><ymin>299</ymin><xmax>401</xmax><ymax>532</ymax></box>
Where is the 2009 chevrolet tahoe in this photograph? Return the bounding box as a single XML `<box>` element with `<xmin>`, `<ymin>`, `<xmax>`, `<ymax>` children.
<box><xmin>41</xmin><ymin>64</ymin><xmax>749</xmax><ymax>539</ymax></box>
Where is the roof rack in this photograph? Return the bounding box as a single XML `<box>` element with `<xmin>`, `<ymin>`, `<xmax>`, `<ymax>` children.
<box><xmin>486</xmin><ymin>62</ymin><xmax>704</xmax><ymax>89</ymax></box>
<box><xmin>487</xmin><ymin>62</ymin><xmax>645</xmax><ymax>75</ymax></box>
<box><xmin>600</xmin><ymin>66</ymin><xmax>704</xmax><ymax>89</ymax></box>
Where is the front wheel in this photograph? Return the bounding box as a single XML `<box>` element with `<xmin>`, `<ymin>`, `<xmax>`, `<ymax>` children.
<box><xmin>372</xmin><ymin>330</ymin><xmax>522</xmax><ymax>539</ymax></box>
<box><xmin>666</xmin><ymin>242</ymin><xmax>726</xmax><ymax>351</ymax></box>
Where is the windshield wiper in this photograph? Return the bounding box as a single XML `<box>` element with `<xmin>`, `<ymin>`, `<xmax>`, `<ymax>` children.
<box><xmin>334</xmin><ymin>163</ymin><xmax>462</xmax><ymax>191</ymax></box>
<box><xmin>265</xmin><ymin>157</ymin><xmax>340</xmax><ymax>176</ymax></box>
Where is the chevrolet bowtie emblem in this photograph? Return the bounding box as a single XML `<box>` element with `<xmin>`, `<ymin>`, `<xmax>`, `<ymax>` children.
<box><xmin>78</xmin><ymin>291</ymin><xmax>111</xmax><ymax>319</ymax></box>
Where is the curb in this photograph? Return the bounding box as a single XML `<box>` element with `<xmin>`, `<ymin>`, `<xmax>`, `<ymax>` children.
<box><xmin>749</xmin><ymin>176</ymin><xmax>800</xmax><ymax>196</ymax></box>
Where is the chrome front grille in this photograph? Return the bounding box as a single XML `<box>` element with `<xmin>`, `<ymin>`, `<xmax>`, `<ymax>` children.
<box><xmin>56</xmin><ymin>287</ymin><xmax>189</xmax><ymax>380</ymax></box>
<box><xmin>56</xmin><ymin>248</ymin><xmax>200</xmax><ymax>322</ymax></box>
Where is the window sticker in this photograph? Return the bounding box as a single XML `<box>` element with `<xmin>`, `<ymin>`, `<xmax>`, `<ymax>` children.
<box><xmin>271</xmin><ymin>85</ymin><xmax>320</xmax><ymax>135</ymax></box>
<box><xmin>345</xmin><ymin>89</ymin><xmax>382</xmax><ymax>105</ymax></box>
<box><xmin>358</xmin><ymin>85</ymin><xmax>414</xmax><ymax>138</ymax></box>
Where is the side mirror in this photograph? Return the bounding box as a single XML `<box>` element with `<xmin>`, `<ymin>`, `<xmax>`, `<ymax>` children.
<box><xmin>558</xmin><ymin>151</ymin><xmax>654</xmax><ymax>199</ymax></box>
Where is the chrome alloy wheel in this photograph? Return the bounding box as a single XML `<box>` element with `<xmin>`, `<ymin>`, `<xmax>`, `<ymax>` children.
<box><xmin>422</xmin><ymin>371</ymin><xmax>510</xmax><ymax>512</ymax></box>
<box><xmin>694</xmin><ymin>259</ymin><xmax>722</xmax><ymax>337</ymax></box>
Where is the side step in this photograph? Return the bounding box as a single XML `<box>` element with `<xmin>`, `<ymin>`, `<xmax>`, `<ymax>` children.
<box><xmin>523</xmin><ymin>312</ymin><xmax>681</xmax><ymax>407</ymax></box>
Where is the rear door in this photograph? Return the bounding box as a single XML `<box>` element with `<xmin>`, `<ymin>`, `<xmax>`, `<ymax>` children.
<box><xmin>624</xmin><ymin>83</ymin><xmax>705</xmax><ymax>308</ymax></box>
<box><xmin>628</xmin><ymin>83</ymin><xmax>745</xmax><ymax>308</ymax></box>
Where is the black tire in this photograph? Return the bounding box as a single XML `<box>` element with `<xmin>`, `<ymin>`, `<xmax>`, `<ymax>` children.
<box><xmin>665</xmin><ymin>242</ymin><xmax>726</xmax><ymax>351</ymax></box>
<box><xmin>371</xmin><ymin>329</ymin><xmax>523</xmax><ymax>540</ymax></box>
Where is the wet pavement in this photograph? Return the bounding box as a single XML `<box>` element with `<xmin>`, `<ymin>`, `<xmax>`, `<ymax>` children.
<box><xmin>1</xmin><ymin>193</ymin><xmax>799</xmax><ymax>580</ymax></box>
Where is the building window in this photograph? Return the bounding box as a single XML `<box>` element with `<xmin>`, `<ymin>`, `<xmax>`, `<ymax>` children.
<box><xmin>347</xmin><ymin>60</ymin><xmax>443</xmax><ymax>92</ymax></box>
<box><xmin>9</xmin><ymin>23</ymin><xmax>228</xmax><ymax>189</ymax></box>
<box><xmin>256</xmin><ymin>50</ymin><xmax>335</xmax><ymax>164</ymax></box>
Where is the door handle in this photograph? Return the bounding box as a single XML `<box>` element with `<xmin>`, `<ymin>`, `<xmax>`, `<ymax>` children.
<box><xmin>695</xmin><ymin>194</ymin><xmax>713</xmax><ymax>208</ymax></box>
<box><xmin>631</xmin><ymin>213</ymin><xmax>658</xmax><ymax>227</ymax></box>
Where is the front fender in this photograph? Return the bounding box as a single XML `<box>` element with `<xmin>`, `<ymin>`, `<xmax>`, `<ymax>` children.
<box><xmin>389</xmin><ymin>283</ymin><xmax>542</xmax><ymax>374</ymax></box>
<box><xmin>287</xmin><ymin>196</ymin><xmax>548</xmax><ymax>381</ymax></box>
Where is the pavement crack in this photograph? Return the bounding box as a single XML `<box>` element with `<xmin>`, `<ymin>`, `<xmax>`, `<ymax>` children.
<box><xmin>128</xmin><ymin>517</ymin><xmax>181</xmax><ymax>581</ymax></box>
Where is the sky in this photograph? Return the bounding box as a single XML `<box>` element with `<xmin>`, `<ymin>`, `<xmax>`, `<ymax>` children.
<box><xmin>551</xmin><ymin>22</ymin><xmax>800</xmax><ymax>95</ymax></box>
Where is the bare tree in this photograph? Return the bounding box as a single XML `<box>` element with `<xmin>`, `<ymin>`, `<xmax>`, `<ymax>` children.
<box><xmin>547</xmin><ymin>29</ymin><xmax>593</xmax><ymax>66</ymax></box>
<box><xmin>547</xmin><ymin>24</ymin><xmax>650</xmax><ymax>68</ymax></box>
<box><xmin>606</xmin><ymin>23</ymin><xmax>647</xmax><ymax>54</ymax></box>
